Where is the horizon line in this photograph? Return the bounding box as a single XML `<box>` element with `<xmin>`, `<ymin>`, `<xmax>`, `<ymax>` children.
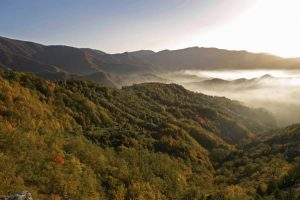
<box><xmin>1</xmin><ymin>34</ymin><xmax>298</xmax><ymax>59</ymax></box>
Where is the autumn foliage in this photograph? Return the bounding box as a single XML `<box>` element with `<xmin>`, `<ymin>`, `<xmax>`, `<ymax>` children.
<box><xmin>53</xmin><ymin>155</ymin><xmax>65</xmax><ymax>165</ymax></box>
<box><xmin>0</xmin><ymin>71</ymin><xmax>298</xmax><ymax>200</ymax></box>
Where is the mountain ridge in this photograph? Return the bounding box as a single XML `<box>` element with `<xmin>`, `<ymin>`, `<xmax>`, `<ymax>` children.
<box><xmin>1</xmin><ymin>36</ymin><xmax>300</xmax><ymax>88</ymax></box>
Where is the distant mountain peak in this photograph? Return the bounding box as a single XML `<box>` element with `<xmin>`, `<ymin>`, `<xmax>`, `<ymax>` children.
<box><xmin>260</xmin><ymin>74</ymin><xmax>273</xmax><ymax>79</ymax></box>
<box><xmin>1</xmin><ymin>35</ymin><xmax>300</xmax><ymax>88</ymax></box>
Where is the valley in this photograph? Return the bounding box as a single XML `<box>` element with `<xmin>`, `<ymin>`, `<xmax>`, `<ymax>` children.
<box><xmin>0</xmin><ymin>70</ymin><xmax>299</xmax><ymax>199</ymax></box>
<box><xmin>0</xmin><ymin>36</ymin><xmax>299</xmax><ymax>199</ymax></box>
<box><xmin>1</xmin><ymin>0</ymin><xmax>300</xmax><ymax>199</ymax></box>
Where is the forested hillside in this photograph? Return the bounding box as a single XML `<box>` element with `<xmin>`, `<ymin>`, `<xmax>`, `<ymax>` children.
<box><xmin>0</xmin><ymin>70</ymin><xmax>299</xmax><ymax>200</ymax></box>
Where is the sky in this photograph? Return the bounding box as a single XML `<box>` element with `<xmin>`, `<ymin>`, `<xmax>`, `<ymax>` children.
<box><xmin>0</xmin><ymin>0</ymin><xmax>300</xmax><ymax>57</ymax></box>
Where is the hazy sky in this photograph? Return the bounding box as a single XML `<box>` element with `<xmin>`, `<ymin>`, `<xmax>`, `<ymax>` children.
<box><xmin>0</xmin><ymin>0</ymin><xmax>299</xmax><ymax>57</ymax></box>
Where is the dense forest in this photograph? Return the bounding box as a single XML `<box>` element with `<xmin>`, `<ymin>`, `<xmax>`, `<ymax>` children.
<box><xmin>0</xmin><ymin>70</ymin><xmax>299</xmax><ymax>199</ymax></box>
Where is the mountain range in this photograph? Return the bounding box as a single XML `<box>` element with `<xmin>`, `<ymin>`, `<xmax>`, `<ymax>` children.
<box><xmin>0</xmin><ymin>36</ymin><xmax>300</xmax><ymax>199</ymax></box>
<box><xmin>186</xmin><ymin>74</ymin><xmax>275</xmax><ymax>90</ymax></box>
<box><xmin>1</xmin><ymin>36</ymin><xmax>300</xmax><ymax>87</ymax></box>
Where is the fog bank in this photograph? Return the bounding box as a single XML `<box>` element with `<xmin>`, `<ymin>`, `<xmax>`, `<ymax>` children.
<box><xmin>167</xmin><ymin>70</ymin><xmax>300</xmax><ymax>126</ymax></box>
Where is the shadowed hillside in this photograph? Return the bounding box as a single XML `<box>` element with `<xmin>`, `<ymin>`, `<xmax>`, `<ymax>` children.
<box><xmin>1</xmin><ymin>36</ymin><xmax>300</xmax><ymax>88</ymax></box>
<box><xmin>130</xmin><ymin>47</ymin><xmax>300</xmax><ymax>70</ymax></box>
<box><xmin>0</xmin><ymin>36</ymin><xmax>152</xmax><ymax>87</ymax></box>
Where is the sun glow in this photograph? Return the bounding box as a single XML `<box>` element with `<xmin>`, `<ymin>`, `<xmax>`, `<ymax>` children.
<box><xmin>188</xmin><ymin>0</ymin><xmax>300</xmax><ymax>58</ymax></box>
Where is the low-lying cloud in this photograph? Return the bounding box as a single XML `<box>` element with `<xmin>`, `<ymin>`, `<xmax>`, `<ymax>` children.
<box><xmin>166</xmin><ymin>70</ymin><xmax>300</xmax><ymax>126</ymax></box>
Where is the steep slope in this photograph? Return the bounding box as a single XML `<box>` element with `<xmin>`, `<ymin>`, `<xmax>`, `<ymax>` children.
<box><xmin>0</xmin><ymin>70</ymin><xmax>279</xmax><ymax>199</ymax></box>
<box><xmin>33</xmin><ymin>45</ymin><xmax>100</xmax><ymax>74</ymax></box>
<box><xmin>123</xmin><ymin>83</ymin><xmax>276</xmax><ymax>144</ymax></box>
<box><xmin>0</xmin><ymin>36</ymin><xmax>98</xmax><ymax>74</ymax></box>
<box><xmin>0</xmin><ymin>37</ymin><xmax>123</xmax><ymax>86</ymax></box>
<box><xmin>212</xmin><ymin>124</ymin><xmax>300</xmax><ymax>199</ymax></box>
<box><xmin>0</xmin><ymin>36</ymin><xmax>44</xmax><ymax>57</ymax></box>
<box><xmin>0</xmin><ymin>36</ymin><xmax>153</xmax><ymax>76</ymax></box>
<box><xmin>0</xmin><ymin>48</ymin><xmax>61</xmax><ymax>73</ymax></box>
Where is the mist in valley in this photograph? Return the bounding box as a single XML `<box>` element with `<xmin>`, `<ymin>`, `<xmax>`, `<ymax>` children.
<box><xmin>126</xmin><ymin>69</ymin><xmax>300</xmax><ymax>127</ymax></box>
<box><xmin>177</xmin><ymin>70</ymin><xmax>300</xmax><ymax>126</ymax></box>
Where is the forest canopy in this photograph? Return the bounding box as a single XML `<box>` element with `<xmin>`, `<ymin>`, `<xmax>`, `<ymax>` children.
<box><xmin>0</xmin><ymin>71</ymin><xmax>299</xmax><ymax>200</ymax></box>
